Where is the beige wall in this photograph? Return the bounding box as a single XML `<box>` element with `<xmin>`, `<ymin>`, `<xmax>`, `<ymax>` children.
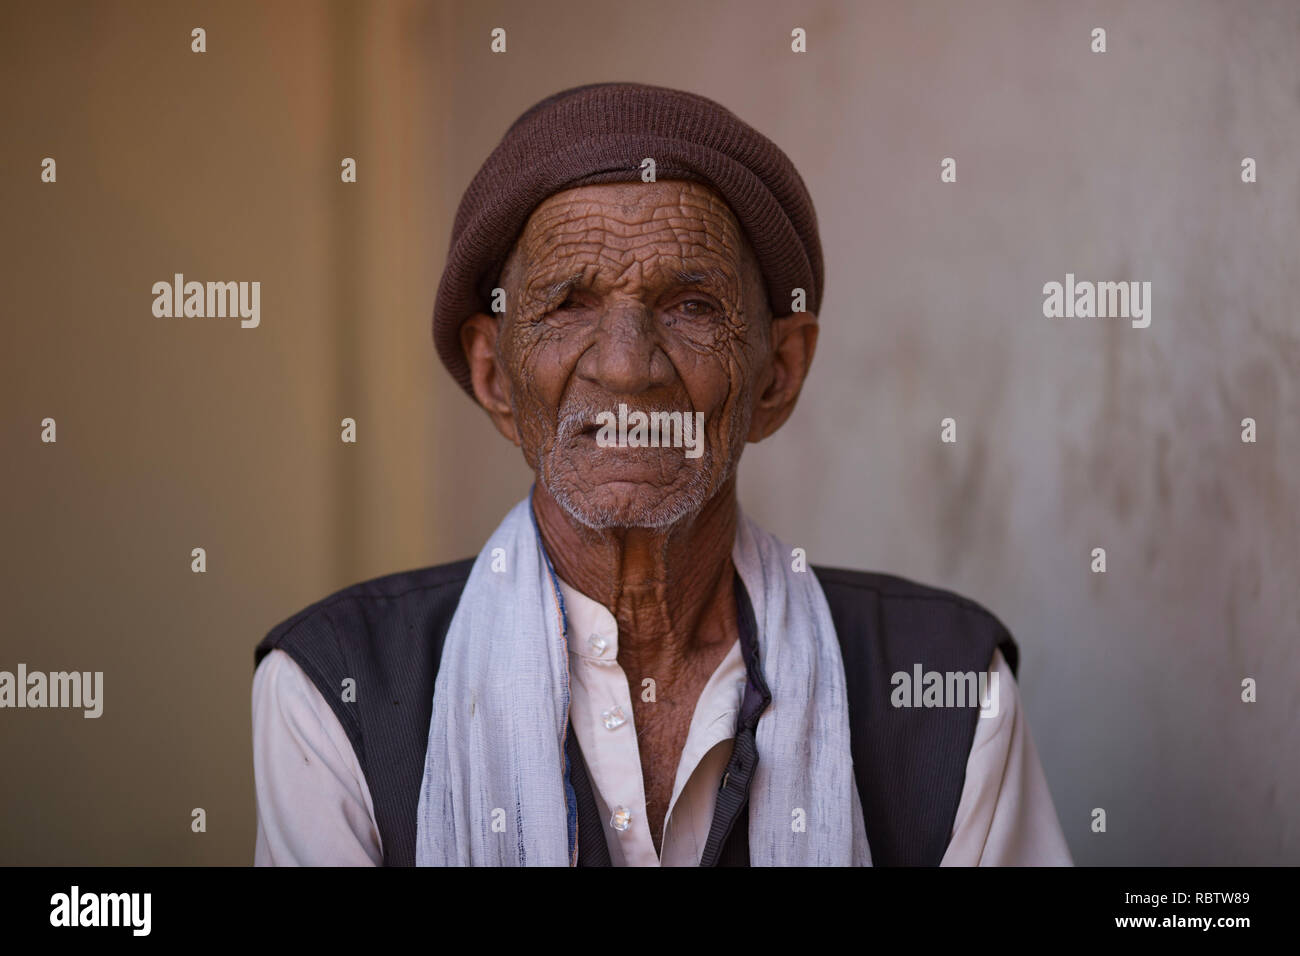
<box><xmin>1</xmin><ymin>0</ymin><xmax>1296</xmax><ymax>864</ymax></box>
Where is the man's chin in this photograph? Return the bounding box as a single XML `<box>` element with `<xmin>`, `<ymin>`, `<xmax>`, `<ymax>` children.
<box><xmin>546</xmin><ymin>479</ymin><xmax>709</xmax><ymax>531</ymax></box>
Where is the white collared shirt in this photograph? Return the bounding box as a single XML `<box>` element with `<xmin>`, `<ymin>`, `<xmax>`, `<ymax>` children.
<box><xmin>560</xmin><ymin>576</ymin><xmax>747</xmax><ymax>865</ymax></box>
<box><xmin>253</xmin><ymin>580</ymin><xmax>1073</xmax><ymax>866</ymax></box>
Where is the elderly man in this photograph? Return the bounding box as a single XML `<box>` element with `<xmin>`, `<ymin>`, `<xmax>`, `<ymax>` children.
<box><xmin>251</xmin><ymin>82</ymin><xmax>1071</xmax><ymax>866</ymax></box>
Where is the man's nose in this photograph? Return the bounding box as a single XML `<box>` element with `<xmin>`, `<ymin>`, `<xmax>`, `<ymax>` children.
<box><xmin>579</xmin><ymin>301</ymin><xmax>673</xmax><ymax>394</ymax></box>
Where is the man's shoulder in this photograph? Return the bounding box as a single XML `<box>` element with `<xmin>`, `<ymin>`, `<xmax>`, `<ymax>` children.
<box><xmin>810</xmin><ymin>565</ymin><xmax>1019</xmax><ymax>676</ymax></box>
<box><xmin>254</xmin><ymin>558</ymin><xmax>476</xmax><ymax>668</ymax></box>
<box><xmin>809</xmin><ymin>564</ymin><xmax>1007</xmax><ymax>619</ymax></box>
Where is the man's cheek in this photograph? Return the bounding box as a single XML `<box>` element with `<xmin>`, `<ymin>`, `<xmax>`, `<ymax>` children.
<box><xmin>710</xmin><ymin>389</ymin><xmax>753</xmax><ymax>456</ymax></box>
<box><xmin>504</xmin><ymin>382</ymin><xmax>551</xmax><ymax>460</ymax></box>
<box><xmin>514</xmin><ymin>328</ymin><xmax>579</xmax><ymax>389</ymax></box>
<box><xmin>515</xmin><ymin>402</ymin><xmax>554</xmax><ymax>456</ymax></box>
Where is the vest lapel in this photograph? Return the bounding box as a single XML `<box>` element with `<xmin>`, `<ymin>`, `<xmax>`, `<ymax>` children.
<box><xmin>566</xmin><ymin>720</ymin><xmax>613</xmax><ymax>866</ymax></box>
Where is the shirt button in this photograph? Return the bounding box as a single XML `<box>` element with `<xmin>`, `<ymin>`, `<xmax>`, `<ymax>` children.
<box><xmin>600</xmin><ymin>705</ymin><xmax>627</xmax><ymax>730</ymax></box>
<box><xmin>610</xmin><ymin>806</ymin><xmax>632</xmax><ymax>831</ymax></box>
<box><xmin>588</xmin><ymin>633</ymin><xmax>609</xmax><ymax>656</ymax></box>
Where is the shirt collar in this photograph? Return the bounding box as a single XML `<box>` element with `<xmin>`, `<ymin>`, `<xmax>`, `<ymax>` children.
<box><xmin>555</xmin><ymin>576</ymin><xmax>620</xmax><ymax>661</ymax></box>
<box><xmin>555</xmin><ymin>571</ymin><xmax>772</xmax><ymax>728</ymax></box>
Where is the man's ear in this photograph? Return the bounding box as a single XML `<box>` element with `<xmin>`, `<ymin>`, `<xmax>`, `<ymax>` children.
<box><xmin>747</xmin><ymin>311</ymin><xmax>819</xmax><ymax>442</ymax></box>
<box><xmin>460</xmin><ymin>312</ymin><xmax>520</xmax><ymax>446</ymax></box>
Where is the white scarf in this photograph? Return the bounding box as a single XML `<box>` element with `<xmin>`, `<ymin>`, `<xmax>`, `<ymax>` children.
<box><xmin>415</xmin><ymin>494</ymin><xmax>871</xmax><ymax>866</ymax></box>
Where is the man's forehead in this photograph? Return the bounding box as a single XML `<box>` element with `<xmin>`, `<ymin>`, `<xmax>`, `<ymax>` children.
<box><xmin>527</xmin><ymin>179</ymin><xmax>738</xmax><ymax>227</ymax></box>
<box><xmin>521</xmin><ymin>251</ymin><xmax>740</xmax><ymax>290</ymax></box>
<box><xmin>511</xmin><ymin>180</ymin><xmax>748</xmax><ymax>286</ymax></box>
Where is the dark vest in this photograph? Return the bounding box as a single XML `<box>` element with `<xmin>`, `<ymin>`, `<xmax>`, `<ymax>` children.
<box><xmin>254</xmin><ymin>560</ymin><xmax>1018</xmax><ymax>866</ymax></box>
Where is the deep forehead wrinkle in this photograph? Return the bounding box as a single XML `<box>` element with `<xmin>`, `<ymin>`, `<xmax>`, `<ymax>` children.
<box><xmin>529</xmin><ymin>182</ymin><xmax>738</xmax><ymax>227</ymax></box>
<box><xmin>525</xmin><ymin>253</ymin><xmax>741</xmax><ymax>301</ymax></box>
<box><xmin>532</xmin><ymin>221</ymin><xmax>736</xmax><ymax>269</ymax></box>
<box><xmin>509</xmin><ymin>181</ymin><xmax>754</xmax><ymax>307</ymax></box>
<box><xmin>525</xmin><ymin>186</ymin><xmax>744</xmax><ymax>256</ymax></box>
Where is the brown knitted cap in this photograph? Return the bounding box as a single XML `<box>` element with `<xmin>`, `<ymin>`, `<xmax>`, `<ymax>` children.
<box><xmin>432</xmin><ymin>81</ymin><xmax>823</xmax><ymax>396</ymax></box>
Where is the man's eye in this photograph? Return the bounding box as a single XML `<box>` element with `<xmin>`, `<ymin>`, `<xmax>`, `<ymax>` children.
<box><xmin>675</xmin><ymin>299</ymin><xmax>718</xmax><ymax>317</ymax></box>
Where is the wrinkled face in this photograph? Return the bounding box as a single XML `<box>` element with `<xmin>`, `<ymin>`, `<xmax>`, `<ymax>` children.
<box><xmin>494</xmin><ymin>180</ymin><xmax>773</xmax><ymax>530</ymax></box>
